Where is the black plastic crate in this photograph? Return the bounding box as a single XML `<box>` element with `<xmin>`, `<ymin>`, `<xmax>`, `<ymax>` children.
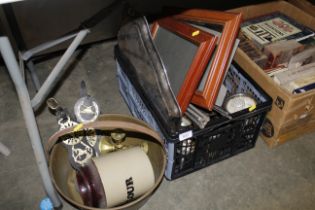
<box><xmin>116</xmin><ymin>51</ymin><xmax>272</xmax><ymax>180</ymax></box>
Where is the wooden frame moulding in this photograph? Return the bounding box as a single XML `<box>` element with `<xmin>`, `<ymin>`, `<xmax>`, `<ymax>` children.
<box><xmin>175</xmin><ymin>10</ymin><xmax>242</xmax><ymax>110</ymax></box>
<box><xmin>151</xmin><ymin>17</ymin><xmax>217</xmax><ymax>112</ymax></box>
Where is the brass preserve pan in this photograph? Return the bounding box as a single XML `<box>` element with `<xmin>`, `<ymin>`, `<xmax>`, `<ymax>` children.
<box><xmin>46</xmin><ymin>114</ymin><xmax>166</xmax><ymax>210</ymax></box>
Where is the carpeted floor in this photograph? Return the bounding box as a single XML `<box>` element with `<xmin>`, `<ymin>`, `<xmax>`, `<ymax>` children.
<box><xmin>0</xmin><ymin>40</ymin><xmax>314</xmax><ymax>210</ymax></box>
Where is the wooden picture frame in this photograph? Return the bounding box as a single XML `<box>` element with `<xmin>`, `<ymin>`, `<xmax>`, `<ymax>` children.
<box><xmin>175</xmin><ymin>10</ymin><xmax>242</xmax><ymax>110</ymax></box>
<box><xmin>151</xmin><ymin>17</ymin><xmax>217</xmax><ymax>112</ymax></box>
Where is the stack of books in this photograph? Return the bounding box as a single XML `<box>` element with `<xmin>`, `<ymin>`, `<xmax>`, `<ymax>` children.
<box><xmin>239</xmin><ymin>11</ymin><xmax>315</xmax><ymax>94</ymax></box>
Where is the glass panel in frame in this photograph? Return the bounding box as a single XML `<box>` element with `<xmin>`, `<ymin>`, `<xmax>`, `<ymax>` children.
<box><xmin>151</xmin><ymin>17</ymin><xmax>217</xmax><ymax>112</ymax></box>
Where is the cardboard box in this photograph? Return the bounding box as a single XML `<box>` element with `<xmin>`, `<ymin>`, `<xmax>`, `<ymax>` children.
<box><xmin>288</xmin><ymin>0</ymin><xmax>315</xmax><ymax>18</ymax></box>
<box><xmin>228</xmin><ymin>1</ymin><xmax>315</xmax><ymax>147</ymax></box>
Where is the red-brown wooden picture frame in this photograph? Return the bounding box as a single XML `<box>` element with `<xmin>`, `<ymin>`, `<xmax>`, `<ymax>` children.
<box><xmin>175</xmin><ymin>10</ymin><xmax>242</xmax><ymax>110</ymax></box>
<box><xmin>151</xmin><ymin>17</ymin><xmax>217</xmax><ymax>112</ymax></box>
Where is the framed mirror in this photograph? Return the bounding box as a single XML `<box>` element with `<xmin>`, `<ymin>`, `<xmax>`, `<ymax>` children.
<box><xmin>151</xmin><ymin>17</ymin><xmax>217</xmax><ymax>112</ymax></box>
<box><xmin>174</xmin><ymin>9</ymin><xmax>242</xmax><ymax>110</ymax></box>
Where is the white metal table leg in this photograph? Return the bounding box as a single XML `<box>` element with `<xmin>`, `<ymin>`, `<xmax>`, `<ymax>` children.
<box><xmin>0</xmin><ymin>142</ymin><xmax>10</xmax><ymax>156</ymax></box>
<box><xmin>0</xmin><ymin>36</ymin><xmax>62</xmax><ymax>208</ymax></box>
<box><xmin>0</xmin><ymin>27</ymin><xmax>89</xmax><ymax>208</ymax></box>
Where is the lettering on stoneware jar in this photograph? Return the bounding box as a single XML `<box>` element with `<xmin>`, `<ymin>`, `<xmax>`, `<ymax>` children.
<box><xmin>125</xmin><ymin>177</ymin><xmax>135</xmax><ymax>200</ymax></box>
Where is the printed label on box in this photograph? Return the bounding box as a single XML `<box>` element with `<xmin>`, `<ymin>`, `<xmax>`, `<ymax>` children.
<box><xmin>179</xmin><ymin>130</ymin><xmax>193</xmax><ymax>141</ymax></box>
<box><xmin>275</xmin><ymin>96</ymin><xmax>285</xmax><ymax>110</ymax></box>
